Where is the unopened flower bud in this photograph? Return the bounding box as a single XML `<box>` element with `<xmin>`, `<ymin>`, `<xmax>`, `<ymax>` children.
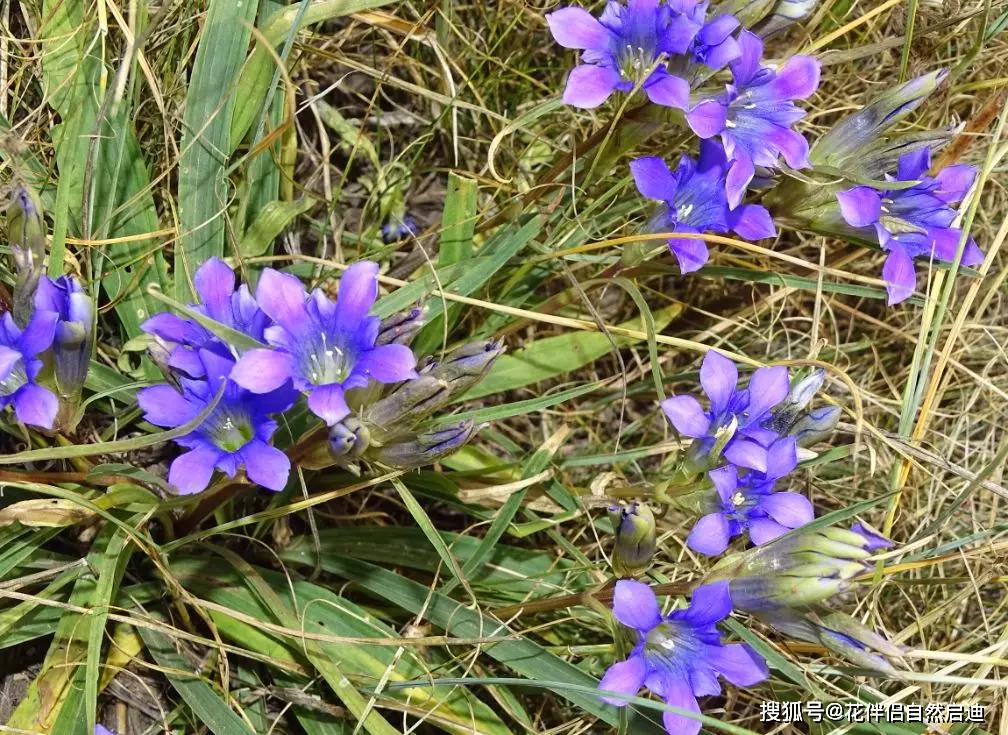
<box><xmin>371</xmin><ymin>420</ymin><xmax>476</xmax><ymax>468</ymax></box>
<box><xmin>711</xmin><ymin>0</ymin><xmax>776</xmax><ymax>27</ymax></box>
<box><xmin>765</xmin><ymin>368</ymin><xmax>825</xmax><ymax>435</ymax></box>
<box><xmin>376</xmin><ymin>306</ymin><xmax>425</xmax><ymax>346</ymax></box>
<box><xmin>792</xmin><ymin>405</ymin><xmax>841</xmax><ymax>447</ymax></box>
<box><xmin>329</xmin><ymin>416</ymin><xmax>370</xmax><ymax>458</ymax></box>
<box><xmin>423</xmin><ymin>340</ymin><xmax>505</xmax><ymax>396</ymax></box>
<box><xmin>608</xmin><ymin>502</ymin><xmax>657</xmax><ymax>578</ymax></box>
<box><xmin>8</xmin><ymin>187</ymin><xmax>47</xmax><ymax>327</ymax></box>
<box><xmin>762</xmin><ymin>608</ymin><xmax>905</xmax><ymax>674</ymax></box>
<box><xmin>365</xmin><ymin>375</ymin><xmax>452</xmax><ymax>432</ymax></box>
<box><xmin>381</xmin><ymin>214</ymin><xmax>418</xmax><ymax>244</ymax></box>
<box><xmin>812</xmin><ymin>70</ymin><xmax>948</xmax><ymax>171</ymax></box>
<box><xmin>705</xmin><ymin>524</ymin><xmax>892</xmax><ymax>612</ymax></box>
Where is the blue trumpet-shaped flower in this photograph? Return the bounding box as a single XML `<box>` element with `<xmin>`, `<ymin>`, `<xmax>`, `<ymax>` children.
<box><xmin>661</xmin><ymin>350</ymin><xmax>789</xmax><ymax>472</ymax></box>
<box><xmin>231</xmin><ymin>261</ymin><xmax>418</xmax><ymax>426</ymax></box>
<box><xmin>34</xmin><ymin>275</ymin><xmax>93</xmax><ymax>398</ymax></box>
<box><xmin>142</xmin><ymin>257</ymin><xmax>269</xmax><ymax>377</ymax></box>
<box><xmin>836</xmin><ymin>148</ymin><xmax>982</xmax><ymax>305</ymax></box>
<box><xmin>599</xmin><ymin>579</ymin><xmax>767</xmax><ymax>735</ymax></box>
<box><xmin>547</xmin><ymin>0</ymin><xmax>704</xmax><ymax>109</ymax></box>
<box><xmin>687</xmin><ymin>30</ymin><xmax>819</xmax><ymax>207</ymax></box>
<box><xmin>138</xmin><ymin>349</ymin><xmax>297</xmax><ymax>494</ymax></box>
<box><xmin>630</xmin><ymin>140</ymin><xmax>775</xmax><ymax>273</ymax></box>
<box><xmin>687</xmin><ymin>436</ymin><xmax>812</xmax><ymax>555</ymax></box>
<box><xmin>0</xmin><ymin>310</ymin><xmax>58</xmax><ymax>429</ymax></box>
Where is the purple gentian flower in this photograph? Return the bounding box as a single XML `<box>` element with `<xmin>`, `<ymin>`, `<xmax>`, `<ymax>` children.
<box><xmin>599</xmin><ymin>579</ymin><xmax>767</xmax><ymax>735</ymax></box>
<box><xmin>138</xmin><ymin>349</ymin><xmax>297</xmax><ymax>494</ymax></box>
<box><xmin>836</xmin><ymin>148</ymin><xmax>983</xmax><ymax>305</ymax></box>
<box><xmin>661</xmin><ymin>350</ymin><xmax>789</xmax><ymax>472</ymax></box>
<box><xmin>630</xmin><ymin>139</ymin><xmax>775</xmax><ymax>272</ymax></box>
<box><xmin>34</xmin><ymin>276</ymin><xmax>93</xmax><ymax>397</ymax></box>
<box><xmin>231</xmin><ymin>261</ymin><xmax>418</xmax><ymax>426</ymax></box>
<box><xmin>381</xmin><ymin>215</ymin><xmax>418</xmax><ymax>244</ymax></box>
<box><xmin>546</xmin><ymin>0</ymin><xmax>702</xmax><ymax>109</ymax></box>
<box><xmin>143</xmin><ymin>257</ymin><xmax>269</xmax><ymax>377</ymax></box>
<box><xmin>687</xmin><ymin>30</ymin><xmax>820</xmax><ymax>207</ymax></box>
<box><xmin>95</xmin><ymin>727</ymin><xmax>115</xmax><ymax>735</ymax></box>
<box><xmin>687</xmin><ymin>436</ymin><xmax>813</xmax><ymax>555</ymax></box>
<box><xmin>689</xmin><ymin>7</ymin><xmax>740</xmax><ymax>71</ymax></box>
<box><xmin>0</xmin><ymin>310</ymin><xmax>58</xmax><ymax>429</ymax></box>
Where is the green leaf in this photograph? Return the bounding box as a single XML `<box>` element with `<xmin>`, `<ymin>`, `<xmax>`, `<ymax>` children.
<box><xmin>176</xmin><ymin>0</ymin><xmax>261</xmax><ymax>298</ymax></box>
<box><xmin>465</xmin><ymin>302</ymin><xmax>681</xmax><ymax>398</ymax></box>
<box><xmin>139</xmin><ymin>625</ymin><xmax>258</xmax><ymax>735</ymax></box>
<box><xmin>439</xmin><ymin>173</ymin><xmax>478</xmax><ymax>267</ymax></box>
<box><xmin>238</xmin><ymin>198</ymin><xmax>315</xmax><ymax>257</ymax></box>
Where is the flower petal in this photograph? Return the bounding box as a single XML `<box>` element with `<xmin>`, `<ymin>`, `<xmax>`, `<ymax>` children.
<box><xmin>20</xmin><ymin>311</ymin><xmax>58</xmax><ymax>356</ymax></box>
<box><xmin>0</xmin><ymin>346</ymin><xmax>21</xmax><ymax>380</ymax></box>
<box><xmin>612</xmin><ymin>579</ymin><xmax>662</xmax><ymax>631</ymax></box>
<box><xmin>242</xmin><ymin>440</ymin><xmax>291</xmax><ymax>491</ymax></box>
<box><xmin>306</xmin><ymin>383</ymin><xmax>351</xmax><ymax>426</ymax></box>
<box><xmin>724</xmin><ymin>153</ymin><xmax>755</xmax><ymax>209</ymax></box>
<box><xmin>353</xmin><ymin>344</ymin><xmax>418</xmax><ymax>385</ymax></box>
<box><xmin>934</xmin><ymin>164</ymin><xmax>976</xmax><ymax>203</ymax></box>
<box><xmin>836</xmin><ymin>187</ymin><xmax>882</xmax><ymax>228</ymax></box>
<box><xmin>682</xmin><ymin>581</ymin><xmax>732</xmax><ymax>626</ymax></box>
<box><xmin>194</xmin><ymin>257</ymin><xmax>236</xmax><ymax>323</ymax></box>
<box><xmin>334</xmin><ymin>261</ymin><xmax>380</xmax><ymax>331</ymax></box>
<box><xmin>748</xmin><ymin>516</ymin><xmax>789</xmax><ymax>545</ymax></box>
<box><xmin>686</xmin><ymin>100</ymin><xmax>727</xmax><ymax>139</ymax></box>
<box><xmin>662</xmin><ymin>677</ymin><xmax>703</xmax><ymax>735</ymax></box>
<box><xmin>763</xmin><ymin>436</ymin><xmax>798</xmax><ymax>479</ymax></box>
<box><xmin>730</xmin><ymin>30</ymin><xmax>763</xmax><ymax>86</ymax></box>
<box><xmin>700</xmin><ymin>350</ymin><xmax>737</xmax><ymax>416</ymax></box>
<box><xmin>769</xmin><ymin>55</ymin><xmax>820</xmax><ymax>100</ymax></box>
<box><xmin>138</xmin><ymin>385</ymin><xmax>200</xmax><ymax>427</ymax></box>
<box><xmin>256</xmin><ymin>269</ymin><xmax>310</xmax><ymax>334</ymax></box>
<box><xmin>630</xmin><ymin>156</ymin><xmax>678</xmax><ymax>201</ymax></box>
<box><xmin>760</xmin><ymin>491</ymin><xmax>814</xmax><ymax>529</ymax></box>
<box><xmin>744</xmin><ymin>365</ymin><xmax>789</xmax><ymax>422</ymax></box>
<box><xmin>168</xmin><ymin>445</ymin><xmax>222</xmax><ymax>495</ymax></box>
<box><xmin>687</xmin><ymin>513</ymin><xmax>732</xmax><ymax>556</ymax></box>
<box><xmin>709</xmin><ymin>465</ymin><xmax>738</xmax><ymax>502</ymax></box>
<box><xmin>563</xmin><ymin>64</ymin><xmax>622</xmax><ymax>108</ymax></box>
<box><xmin>12</xmin><ymin>384</ymin><xmax>58</xmax><ymax>429</ymax></box>
<box><xmin>897</xmin><ymin>148</ymin><xmax>931</xmax><ymax>181</ymax></box>
<box><xmin>707</xmin><ymin>642</ymin><xmax>769</xmax><ymax>686</ymax></box>
<box><xmin>667</xmin><ymin>235</ymin><xmax>710</xmax><ymax>274</ymax></box>
<box><xmin>231</xmin><ymin>349</ymin><xmax>296</xmax><ymax>393</ymax></box>
<box><xmin>723</xmin><ymin>438</ymin><xmax>768</xmax><ymax>472</ymax></box>
<box><xmin>728</xmin><ymin>204</ymin><xmax>776</xmax><ymax>240</ymax></box>
<box><xmin>598</xmin><ymin>654</ymin><xmax>647</xmax><ymax>706</ymax></box>
<box><xmin>545</xmin><ymin>6</ymin><xmax>611</xmax><ymax>50</ymax></box>
<box><xmin>882</xmin><ymin>244</ymin><xmax>917</xmax><ymax>305</ymax></box>
<box><xmin>660</xmin><ymin>395</ymin><xmax>711</xmax><ymax>438</ymax></box>
<box><xmin>644</xmin><ymin>71</ymin><xmax>689</xmax><ymax>109</ymax></box>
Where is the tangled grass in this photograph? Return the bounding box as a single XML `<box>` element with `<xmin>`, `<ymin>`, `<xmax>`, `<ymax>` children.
<box><xmin>0</xmin><ymin>0</ymin><xmax>1006</xmax><ymax>733</ymax></box>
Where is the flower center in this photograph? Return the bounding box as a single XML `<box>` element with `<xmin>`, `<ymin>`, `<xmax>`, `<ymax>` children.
<box><xmin>731</xmin><ymin>491</ymin><xmax>746</xmax><ymax>507</ymax></box>
<box><xmin>617</xmin><ymin>44</ymin><xmax>658</xmax><ymax>82</ymax></box>
<box><xmin>643</xmin><ymin>622</ymin><xmax>697</xmax><ymax>668</ymax></box>
<box><xmin>306</xmin><ymin>333</ymin><xmax>352</xmax><ymax>385</ymax></box>
<box><xmin>208</xmin><ymin>410</ymin><xmax>254</xmax><ymax>452</ymax></box>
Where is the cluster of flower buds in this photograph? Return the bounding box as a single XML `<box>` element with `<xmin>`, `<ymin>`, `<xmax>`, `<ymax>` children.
<box><xmin>139</xmin><ymin>259</ymin><xmax>500</xmax><ymax>494</ymax></box>
<box><xmin>704</xmin><ymin>523</ymin><xmax>905</xmax><ymax>673</ymax></box>
<box><xmin>1</xmin><ymin>188</ymin><xmax>94</xmax><ymax>432</ymax></box>
<box><xmin>319</xmin><ymin>336</ymin><xmax>504</xmax><ymax>472</ymax></box>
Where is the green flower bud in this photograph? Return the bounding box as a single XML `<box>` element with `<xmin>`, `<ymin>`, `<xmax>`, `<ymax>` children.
<box><xmin>376</xmin><ymin>306</ymin><xmax>425</xmax><ymax>346</ymax></box>
<box><xmin>365</xmin><ymin>375</ymin><xmax>452</xmax><ymax>434</ymax></box>
<box><xmin>754</xmin><ymin>0</ymin><xmax>818</xmax><ymax>37</ymax></box>
<box><xmin>766</xmin><ymin>368</ymin><xmax>825</xmax><ymax>435</ymax></box>
<box><xmin>7</xmin><ymin>187</ymin><xmax>47</xmax><ymax>327</ymax></box>
<box><xmin>329</xmin><ymin>416</ymin><xmax>370</xmax><ymax>459</ymax></box>
<box><xmin>370</xmin><ymin>420</ymin><xmax>476</xmax><ymax>469</ymax></box>
<box><xmin>705</xmin><ymin>524</ymin><xmax>892</xmax><ymax>612</ymax></box>
<box><xmin>421</xmin><ymin>340</ymin><xmax>505</xmax><ymax>396</ymax></box>
<box><xmin>608</xmin><ymin>502</ymin><xmax>657</xmax><ymax>578</ymax></box>
<box><xmin>792</xmin><ymin>405</ymin><xmax>841</xmax><ymax>447</ymax></box>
